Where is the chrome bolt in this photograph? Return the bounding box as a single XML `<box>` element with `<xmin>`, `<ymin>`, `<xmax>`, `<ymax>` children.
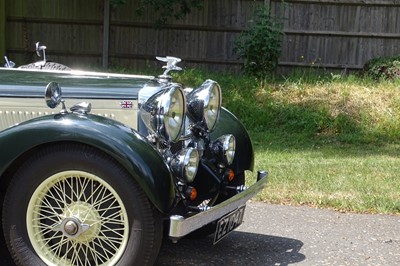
<box><xmin>64</xmin><ymin>220</ymin><xmax>78</xmax><ymax>235</ymax></box>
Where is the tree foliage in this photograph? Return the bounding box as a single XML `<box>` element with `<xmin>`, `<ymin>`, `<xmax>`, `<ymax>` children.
<box><xmin>234</xmin><ymin>6</ymin><xmax>284</xmax><ymax>77</ymax></box>
<box><xmin>111</xmin><ymin>0</ymin><xmax>203</xmax><ymax>27</ymax></box>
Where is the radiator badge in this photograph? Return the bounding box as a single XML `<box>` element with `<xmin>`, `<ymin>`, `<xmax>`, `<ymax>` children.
<box><xmin>120</xmin><ymin>100</ymin><xmax>133</xmax><ymax>109</ymax></box>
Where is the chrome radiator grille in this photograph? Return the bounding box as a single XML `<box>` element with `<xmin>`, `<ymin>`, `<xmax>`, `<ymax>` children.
<box><xmin>0</xmin><ymin>110</ymin><xmax>120</xmax><ymax>130</ymax></box>
<box><xmin>0</xmin><ymin>110</ymin><xmax>53</xmax><ymax>130</ymax></box>
<box><xmin>0</xmin><ymin>98</ymin><xmax>138</xmax><ymax>131</ymax></box>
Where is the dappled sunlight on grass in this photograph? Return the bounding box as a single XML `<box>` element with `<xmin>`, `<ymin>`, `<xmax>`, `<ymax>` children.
<box><xmin>168</xmin><ymin>67</ymin><xmax>400</xmax><ymax>214</ymax></box>
<box><xmin>248</xmin><ymin>143</ymin><xmax>400</xmax><ymax>214</ymax></box>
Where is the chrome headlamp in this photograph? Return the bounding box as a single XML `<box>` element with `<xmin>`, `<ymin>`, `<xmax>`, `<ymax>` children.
<box><xmin>187</xmin><ymin>80</ymin><xmax>221</xmax><ymax>131</ymax></box>
<box><xmin>215</xmin><ymin>134</ymin><xmax>236</xmax><ymax>165</ymax></box>
<box><xmin>170</xmin><ymin>148</ymin><xmax>200</xmax><ymax>182</ymax></box>
<box><xmin>140</xmin><ymin>85</ymin><xmax>185</xmax><ymax>142</ymax></box>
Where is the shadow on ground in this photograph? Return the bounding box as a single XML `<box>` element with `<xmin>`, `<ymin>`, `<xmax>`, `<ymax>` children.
<box><xmin>0</xmin><ymin>231</ymin><xmax>305</xmax><ymax>266</ymax></box>
<box><xmin>156</xmin><ymin>231</ymin><xmax>305</xmax><ymax>266</ymax></box>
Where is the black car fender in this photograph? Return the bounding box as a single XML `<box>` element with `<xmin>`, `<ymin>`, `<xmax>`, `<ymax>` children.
<box><xmin>0</xmin><ymin>113</ymin><xmax>176</xmax><ymax>214</ymax></box>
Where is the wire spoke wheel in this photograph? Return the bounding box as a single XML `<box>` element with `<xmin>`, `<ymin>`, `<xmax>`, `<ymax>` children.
<box><xmin>3</xmin><ymin>144</ymin><xmax>162</xmax><ymax>266</ymax></box>
<box><xmin>27</xmin><ymin>170</ymin><xmax>129</xmax><ymax>265</ymax></box>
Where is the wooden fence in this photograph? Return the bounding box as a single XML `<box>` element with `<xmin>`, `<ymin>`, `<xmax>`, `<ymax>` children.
<box><xmin>277</xmin><ymin>0</ymin><xmax>400</xmax><ymax>71</ymax></box>
<box><xmin>1</xmin><ymin>0</ymin><xmax>400</xmax><ymax>72</ymax></box>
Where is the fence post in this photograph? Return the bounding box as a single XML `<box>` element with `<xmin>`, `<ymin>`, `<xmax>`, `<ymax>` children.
<box><xmin>0</xmin><ymin>0</ymin><xmax>5</xmax><ymax>59</ymax></box>
<box><xmin>102</xmin><ymin>0</ymin><xmax>110</xmax><ymax>69</ymax></box>
<box><xmin>265</xmin><ymin>0</ymin><xmax>272</xmax><ymax>16</ymax></box>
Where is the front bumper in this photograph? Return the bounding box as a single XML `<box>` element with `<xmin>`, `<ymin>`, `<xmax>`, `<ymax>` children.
<box><xmin>168</xmin><ymin>170</ymin><xmax>268</xmax><ymax>241</ymax></box>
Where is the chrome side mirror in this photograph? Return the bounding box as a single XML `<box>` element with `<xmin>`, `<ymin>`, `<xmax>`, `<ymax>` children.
<box><xmin>34</xmin><ymin>42</ymin><xmax>48</xmax><ymax>68</ymax></box>
<box><xmin>45</xmin><ymin>82</ymin><xmax>67</xmax><ymax>113</ymax></box>
<box><xmin>36</xmin><ymin>42</ymin><xmax>47</xmax><ymax>61</ymax></box>
<box><xmin>45</xmin><ymin>82</ymin><xmax>62</xmax><ymax>108</ymax></box>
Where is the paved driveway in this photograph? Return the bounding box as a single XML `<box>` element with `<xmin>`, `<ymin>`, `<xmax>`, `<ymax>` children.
<box><xmin>156</xmin><ymin>202</ymin><xmax>399</xmax><ymax>265</ymax></box>
<box><xmin>2</xmin><ymin>202</ymin><xmax>399</xmax><ymax>265</ymax></box>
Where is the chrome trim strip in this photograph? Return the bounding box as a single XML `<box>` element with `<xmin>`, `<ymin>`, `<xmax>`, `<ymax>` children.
<box><xmin>0</xmin><ymin>84</ymin><xmax>140</xmax><ymax>99</ymax></box>
<box><xmin>0</xmin><ymin>68</ymin><xmax>156</xmax><ymax>99</ymax></box>
<box><xmin>0</xmin><ymin>67</ymin><xmax>155</xmax><ymax>79</ymax></box>
<box><xmin>168</xmin><ymin>171</ymin><xmax>268</xmax><ymax>240</ymax></box>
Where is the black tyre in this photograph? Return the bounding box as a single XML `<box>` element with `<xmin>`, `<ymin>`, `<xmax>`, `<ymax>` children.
<box><xmin>18</xmin><ymin>62</ymin><xmax>71</xmax><ymax>71</ymax></box>
<box><xmin>2</xmin><ymin>144</ymin><xmax>162</xmax><ymax>266</ymax></box>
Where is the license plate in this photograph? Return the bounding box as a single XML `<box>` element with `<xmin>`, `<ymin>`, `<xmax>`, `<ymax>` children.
<box><xmin>213</xmin><ymin>205</ymin><xmax>246</xmax><ymax>244</ymax></box>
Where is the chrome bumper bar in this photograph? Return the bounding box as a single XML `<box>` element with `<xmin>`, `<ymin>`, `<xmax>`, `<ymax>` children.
<box><xmin>168</xmin><ymin>170</ymin><xmax>268</xmax><ymax>241</ymax></box>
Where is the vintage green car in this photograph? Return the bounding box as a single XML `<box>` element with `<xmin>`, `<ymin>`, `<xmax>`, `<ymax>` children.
<box><xmin>0</xmin><ymin>45</ymin><xmax>267</xmax><ymax>265</ymax></box>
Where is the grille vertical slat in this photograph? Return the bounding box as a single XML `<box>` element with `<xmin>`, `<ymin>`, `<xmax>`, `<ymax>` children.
<box><xmin>0</xmin><ymin>110</ymin><xmax>53</xmax><ymax>129</ymax></box>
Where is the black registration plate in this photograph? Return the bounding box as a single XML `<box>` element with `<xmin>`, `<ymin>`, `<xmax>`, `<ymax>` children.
<box><xmin>213</xmin><ymin>205</ymin><xmax>246</xmax><ymax>244</ymax></box>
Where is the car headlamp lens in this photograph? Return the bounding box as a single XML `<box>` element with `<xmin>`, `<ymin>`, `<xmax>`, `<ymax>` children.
<box><xmin>184</xmin><ymin>148</ymin><xmax>200</xmax><ymax>182</ymax></box>
<box><xmin>140</xmin><ymin>85</ymin><xmax>185</xmax><ymax>142</ymax></box>
<box><xmin>171</xmin><ymin>148</ymin><xmax>199</xmax><ymax>182</ymax></box>
<box><xmin>187</xmin><ymin>80</ymin><xmax>221</xmax><ymax>131</ymax></box>
<box><xmin>216</xmin><ymin>134</ymin><xmax>236</xmax><ymax>165</ymax></box>
<box><xmin>165</xmin><ymin>89</ymin><xmax>185</xmax><ymax>141</ymax></box>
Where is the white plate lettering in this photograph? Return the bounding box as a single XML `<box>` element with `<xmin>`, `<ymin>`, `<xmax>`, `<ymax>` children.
<box><xmin>214</xmin><ymin>205</ymin><xmax>246</xmax><ymax>244</ymax></box>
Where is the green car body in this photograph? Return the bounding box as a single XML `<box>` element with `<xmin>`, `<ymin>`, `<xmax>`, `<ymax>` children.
<box><xmin>0</xmin><ymin>56</ymin><xmax>267</xmax><ymax>265</ymax></box>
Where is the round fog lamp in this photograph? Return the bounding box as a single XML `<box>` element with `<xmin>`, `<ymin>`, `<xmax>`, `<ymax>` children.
<box><xmin>171</xmin><ymin>148</ymin><xmax>199</xmax><ymax>182</ymax></box>
<box><xmin>217</xmin><ymin>134</ymin><xmax>236</xmax><ymax>165</ymax></box>
<box><xmin>184</xmin><ymin>148</ymin><xmax>199</xmax><ymax>182</ymax></box>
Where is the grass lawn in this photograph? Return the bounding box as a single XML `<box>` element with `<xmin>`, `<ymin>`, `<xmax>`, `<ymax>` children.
<box><xmin>249</xmin><ymin>137</ymin><xmax>400</xmax><ymax>214</ymax></box>
<box><xmin>173</xmin><ymin>69</ymin><xmax>400</xmax><ymax>214</ymax></box>
<box><xmin>116</xmin><ymin>66</ymin><xmax>400</xmax><ymax>214</ymax></box>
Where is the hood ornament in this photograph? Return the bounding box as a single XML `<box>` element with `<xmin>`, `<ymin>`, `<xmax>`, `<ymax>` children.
<box><xmin>156</xmin><ymin>56</ymin><xmax>182</xmax><ymax>81</ymax></box>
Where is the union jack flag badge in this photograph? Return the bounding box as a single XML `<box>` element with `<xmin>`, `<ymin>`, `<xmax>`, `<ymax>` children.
<box><xmin>120</xmin><ymin>100</ymin><xmax>133</xmax><ymax>109</ymax></box>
